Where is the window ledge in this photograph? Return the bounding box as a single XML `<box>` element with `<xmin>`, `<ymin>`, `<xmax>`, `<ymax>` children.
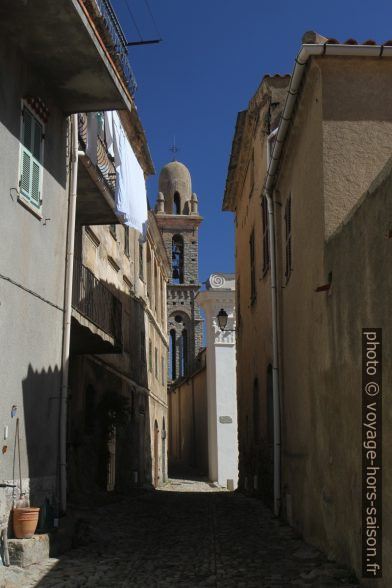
<box><xmin>18</xmin><ymin>194</ymin><xmax>42</xmax><ymax>220</ymax></box>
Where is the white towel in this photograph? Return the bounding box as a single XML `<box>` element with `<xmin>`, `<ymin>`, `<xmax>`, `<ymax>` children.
<box><xmin>104</xmin><ymin>111</ymin><xmax>148</xmax><ymax>239</ymax></box>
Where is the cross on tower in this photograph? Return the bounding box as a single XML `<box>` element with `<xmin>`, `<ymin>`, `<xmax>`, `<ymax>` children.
<box><xmin>169</xmin><ymin>137</ymin><xmax>179</xmax><ymax>161</ymax></box>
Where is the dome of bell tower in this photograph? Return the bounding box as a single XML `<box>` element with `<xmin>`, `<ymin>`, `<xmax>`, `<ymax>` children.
<box><xmin>158</xmin><ymin>161</ymin><xmax>192</xmax><ymax>214</ymax></box>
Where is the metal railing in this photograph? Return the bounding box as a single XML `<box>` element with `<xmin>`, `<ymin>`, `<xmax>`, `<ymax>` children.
<box><xmin>78</xmin><ymin>113</ymin><xmax>116</xmax><ymax>196</ymax></box>
<box><xmin>72</xmin><ymin>259</ymin><xmax>122</xmax><ymax>346</ymax></box>
<box><xmin>82</xmin><ymin>0</ymin><xmax>137</xmax><ymax>97</ymax></box>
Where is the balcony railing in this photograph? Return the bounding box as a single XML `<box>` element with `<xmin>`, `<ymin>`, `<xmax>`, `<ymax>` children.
<box><xmin>72</xmin><ymin>259</ymin><xmax>122</xmax><ymax>346</ymax></box>
<box><xmin>82</xmin><ymin>0</ymin><xmax>137</xmax><ymax>97</ymax></box>
<box><xmin>78</xmin><ymin>113</ymin><xmax>116</xmax><ymax>196</ymax></box>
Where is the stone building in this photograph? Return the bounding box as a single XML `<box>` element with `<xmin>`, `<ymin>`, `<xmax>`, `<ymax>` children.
<box><xmin>155</xmin><ymin>161</ymin><xmax>203</xmax><ymax>381</ymax></box>
<box><xmin>0</xmin><ymin>0</ymin><xmax>137</xmax><ymax>527</ymax></box>
<box><xmin>223</xmin><ymin>31</ymin><xmax>392</xmax><ymax>586</ymax></box>
<box><xmin>223</xmin><ymin>74</ymin><xmax>290</xmax><ymax>505</ymax></box>
<box><xmin>69</xmin><ymin>205</ymin><xmax>170</xmax><ymax>497</ymax></box>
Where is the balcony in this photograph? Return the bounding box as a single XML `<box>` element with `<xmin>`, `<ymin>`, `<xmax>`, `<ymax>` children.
<box><xmin>0</xmin><ymin>0</ymin><xmax>135</xmax><ymax>112</ymax></box>
<box><xmin>77</xmin><ymin>113</ymin><xmax>119</xmax><ymax>225</ymax></box>
<box><xmin>71</xmin><ymin>259</ymin><xmax>122</xmax><ymax>354</ymax></box>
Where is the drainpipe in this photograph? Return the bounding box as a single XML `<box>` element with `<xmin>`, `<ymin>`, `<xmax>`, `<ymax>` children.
<box><xmin>265</xmin><ymin>128</ymin><xmax>280</xmax><ymax>517</ymax></box>
<box><xmin>262</xmin><ymin>38</ymin><xmax>392</xmax><ymax>517</ymax></box>
<box><xmin>59</xmin><ymin>114</ymin><xmax>79</xmax><ymax>515</ymax></box>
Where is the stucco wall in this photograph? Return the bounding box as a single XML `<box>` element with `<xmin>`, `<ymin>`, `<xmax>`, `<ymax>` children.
<box><xmin>168</xmin><ymin>359</ymin><xmax>208</xmax><ymax>475</ymax></box>
<box><xmin>232</xmin><ymin>76</ymin><xmax>289</xmax><ymax>501</ymax></box>
<box><xmin>0</xmin><ymin>41</ymin><xmax>69</xmax><ymax>524</ymax></box>
<box><xmin>274</xmin><ymin>58</ymin><xmax>392</xmax><ymax>584</ymax></box>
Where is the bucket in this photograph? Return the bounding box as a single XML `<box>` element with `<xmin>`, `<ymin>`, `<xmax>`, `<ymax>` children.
<box><xmin>13</xmin><ymin>507</ymin><xmax>40</xmax><ymax>539</ymax></box>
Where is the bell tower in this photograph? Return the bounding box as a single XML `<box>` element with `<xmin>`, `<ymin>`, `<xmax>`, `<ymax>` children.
<box><xmin>155</xmin><ymin>160</ymin><xmax>203</xmax><ymax>382</ymax></box>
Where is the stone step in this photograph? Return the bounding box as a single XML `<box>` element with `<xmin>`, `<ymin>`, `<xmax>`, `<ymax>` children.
<box><xmin>7</xmin><ymin>519</ymin><xmax>76</xmax><ymax>568</ymax></box>
<box><xmin>7</xmin><ymin>534</ymin><xmax>49</xmax><ymax>568</ymax></box>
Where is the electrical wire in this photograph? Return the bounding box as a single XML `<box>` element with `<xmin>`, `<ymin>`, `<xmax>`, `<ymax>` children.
<box><xmin>122</xmin><ymin>0</ymin><xmax>143</xmax><ymax>41</ymax></box>
<box><xmin>143</xmin><ymin>0</ymin><xmax>161</xmax><ymax>38</ymax></box>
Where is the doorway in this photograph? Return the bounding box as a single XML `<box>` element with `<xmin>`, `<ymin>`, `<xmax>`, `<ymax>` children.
<box><xmin>154</xmin><ymin>420</ymin><xmax>159</xmax><ymax>487</ymax></box>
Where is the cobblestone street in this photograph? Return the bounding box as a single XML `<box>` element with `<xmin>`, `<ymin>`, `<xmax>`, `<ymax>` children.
<box><xmin>1</xmin><ymin>479</ymin><xmax>358</xmax><ymax>588</ymax></box>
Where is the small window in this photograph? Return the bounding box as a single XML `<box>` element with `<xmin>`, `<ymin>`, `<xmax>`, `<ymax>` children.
<box><xmin>172</xmin><ymin>235</ymin><xmax>184</xmax><ymax>284</ymax></box>
<box><xmin>155</xmin><ymin>347</ymin><xmax>158</xmax><ymax>378</ymax></box>
<box><xmin>148</xmin><ymin>339</ymin><xmax>152</xmax><ymax>373</ymax></box>
<box><xmin>161</xmin><ymin>355</ymin><xmax>165</xmax><ymax>385</ymax></box>
<box><xmin>140</xmin><ymin>333</ymin><xmax>146</xmax><ymax>364</ymax></box>
<box><xmin>169</xmin><ymin>329</ymin><xmax>176</xmax><ymax>380</ymax></box>
<box><xmin>249</xmin><ymin>149</ymin><xmax>255</xmax><ymax>198</ymax></box>
<box><xmin>173</xmin><ymin>192</ymin><xmax>181</xmax><ymax>214</ymax></box>
<box><xmin>124</xmin><ymin>226</ymin><xmax>130</xmax><ymax>257</ymax></box>
<box><xmin>249</xmin><ymin>229</ymin><xmax>256</xmax><ymax>302</ymax></box>
<box><xmin>253</xmin><ymin>379</ymin><xmax>260</xmax><ymax>443</ymax></box>
<box><xmin>262</xmin><ymin>195</ymin><xmax>270</xmax><ymax>273</ymax></box>
<box><xmin>236</xmin><ymin>278</ymin><xmax>241</xmax><ymax>328</ymax></box>
<box><xmin>19</xmin><ymin>104</ymin><xmax>44</xmax><ymax>213</ymax></box>
<box><xmin>139</xmin><ymin>243</ymin><xmax>144</xmax><ymax>280</ymax></box>
<box><xmin>284</xmin><ymin>195</ymin><xmax>292</xmax><ymax>281</ymax></box>
<box><xmin>110</xmin><ymin>224</ymin><xmax>116</xmax><ymax>239</ymax></box>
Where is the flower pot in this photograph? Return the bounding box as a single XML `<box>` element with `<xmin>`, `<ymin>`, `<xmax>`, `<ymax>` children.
<box><xmin>13</xmin><ymin>507</ymin><xmax>40</xmax><ymax>539</ymax></box>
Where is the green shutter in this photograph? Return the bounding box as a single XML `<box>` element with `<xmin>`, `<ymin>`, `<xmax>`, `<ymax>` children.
<box><xmin>19</xmin><ymin>108</ymin><xmax>43</xmax><ymax>209</ymax></box>
<box><xmin>20</xmin><ymin>148</ymin><xmax>31</xmax><ymax>197</ymax></box>
<box><xmin>31</xmin><ymin>161</ymin><xmax>41</xmax><ymax>205</ymax></box>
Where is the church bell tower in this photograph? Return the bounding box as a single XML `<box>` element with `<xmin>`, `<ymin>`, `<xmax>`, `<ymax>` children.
<box><xmin>155</xmin><ymin>160</ymin><xmax>203</xmax><ymax>382</ymax></box>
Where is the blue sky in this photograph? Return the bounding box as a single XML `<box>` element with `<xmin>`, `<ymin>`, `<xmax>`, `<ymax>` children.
<box><xmin>112</xmin><ymin>0</ymin><xmax>392</xmax><ymax>283</ymax></box>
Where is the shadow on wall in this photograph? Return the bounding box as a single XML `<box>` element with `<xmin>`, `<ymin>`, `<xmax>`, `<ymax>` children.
<box><xmin>67</xmin><ymin>275</ymin><xmax>153</xmax><ymax>501</ymax></box>
<box><xmin>21</xmin><ymin>364</ymin><xmax>61</xmax><ymax>508</ymax></box>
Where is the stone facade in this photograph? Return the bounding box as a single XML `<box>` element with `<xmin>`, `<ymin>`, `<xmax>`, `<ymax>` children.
<box><xmin>155</xmin><ymin>161</ymin><xmax>203</xmax><ymax>381</ymax></box>
<box><xmin>69</xmin><ymin>206</ymin><xmax>170</xmax><ymax>495</ymax></box>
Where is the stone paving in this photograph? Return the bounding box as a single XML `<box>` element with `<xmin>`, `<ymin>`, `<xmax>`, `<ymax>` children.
<box><xmin>1</xmin><ymin>479</ymin><xmax>358</xmax><ymax>587</ymax></box>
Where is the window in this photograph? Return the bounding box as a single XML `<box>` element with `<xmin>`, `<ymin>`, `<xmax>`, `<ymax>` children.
<box><xmin>253</xmin><ymin>379</ymin><xmax>260</xmax><ymax>443</ymax></box>
<box><xmin>284</xmin><ymin>195</ymin><xmax>292</xmax><ymax>281</ymax></box>
<box><xmin>155</xmin><ymin>347</ymin><xmax>158</xmax><ymax>378</ymax></box>
<box><xmin>161</xmin><ymin>355</ymin><xmax>165</xmax><ymax>386</ymax></box>
<box><xmin>249</xmin><ymin>229</ymin><xmax>256</xmax><ymax>302</ymax></box>
<box><xmin>181</xmin><ymin>329</ymin><xmax>188</xmax><ymax>377</ymax></box>
<box><xmin>139</xmin><ymin>243</ymin><xmax>144</xmax><ymax>280</ymax></box>
<box><xmin>173</xmin><ymin>192</ymin><xmax>181</xmax><ymax>214</ymax></box>
<box><xmin>262</xmin><ymin>195</ymin><xmax>270</xmax><ymax>273</ymax></box>
<box><xmin>147</xmin><ymin>246</ymin><xmax>152</xmax><ymax>299</ymax></box>
<box><xmin>236</xmin><ymin>278</ymin><xmax>241</xmax><ymax>328</ymax></box>
<box><xmin>19</xmin><ymin>105</ymin><xmax>44</xmax><ymax>212</ymax></box>
<box><xmin>124</xmin><ymin>226</ymin><xmax>129</xmax><ymax>257</ymax></box>
<box><xmin>169</xmin><ymin>329</ymin><xmax>176</xmax><ymax>380</ymax></box>
<box><xmin>267</xmin><ymin>365</ymin><xmax>274</xmax><ymax>444</ymax></box>
<box><xmin>172</xmin><ymin>235</ymin><xmax>184</xmax><ymax>284</ymax></box>
<box><xmin>140</xmin><ymin>333</ymin><xmax>146</xmax><ymax>364</ymax></box>
<box><xmin>249</xmin><ymin>149</ymin><xmax>255</xmax><ymax>198</ymax></box>
<box><xmin>154</xmin><ymin>264</ymin><xmax>159</xmax><ymax>314</ymax></box>
<box><xmin>110</xmin><ymin>224</ymin><xmax>116</xmax><ymax>239</ymax></box>
<box><xmin>148</xmin><ymin>339</ymin><xmax>152</xmax><ymax>372</ymax></box>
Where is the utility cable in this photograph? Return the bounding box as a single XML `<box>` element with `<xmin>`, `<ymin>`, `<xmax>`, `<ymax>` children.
<box><xmin>143</xmin><ymin>0</ymin><xmax>161</xmax><ymax>38</ymax></box>
<box><xmin>122</xmin><ymin>0</ymin><xmax>143</xmax><ymax>41</ymax></box>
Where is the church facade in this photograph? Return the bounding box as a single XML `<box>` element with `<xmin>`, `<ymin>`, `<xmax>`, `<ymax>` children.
<box><xmin>155</xmin><ymin>160</ymin><xmax>203</xmax><ymax>382</ymax></box>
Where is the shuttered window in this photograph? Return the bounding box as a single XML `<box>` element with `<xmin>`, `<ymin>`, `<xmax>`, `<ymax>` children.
<box><xmin>249</xmin><ymin>229</ymin><xmax>256</xmax><ymax>302</ymax></box>
<box><xmin>19</xmin><ymin>106</ymin><xmax>44</xmax><ymax>211</ymax></box>
<box><xmin>284</xmin><ymin>195</ymin><xmax>292</xmax><ymax>281</ymax></box>
<box><xmin>262</xmin><ymin>195</ymin><xmax>270</xmax><ymax>273</ymax></box>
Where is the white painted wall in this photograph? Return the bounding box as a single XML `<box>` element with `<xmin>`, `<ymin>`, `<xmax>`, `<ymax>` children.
<box><xmin>196</xmin><ymin>274</ymin><xmax>238</xmax><ymax>489</ymax></box>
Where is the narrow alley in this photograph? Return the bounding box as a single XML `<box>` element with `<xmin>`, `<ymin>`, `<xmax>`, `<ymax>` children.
<box><xmin>2</xmin><ymin>480</ymin><xmax>358</xmax><ymax>588</ymax></box>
